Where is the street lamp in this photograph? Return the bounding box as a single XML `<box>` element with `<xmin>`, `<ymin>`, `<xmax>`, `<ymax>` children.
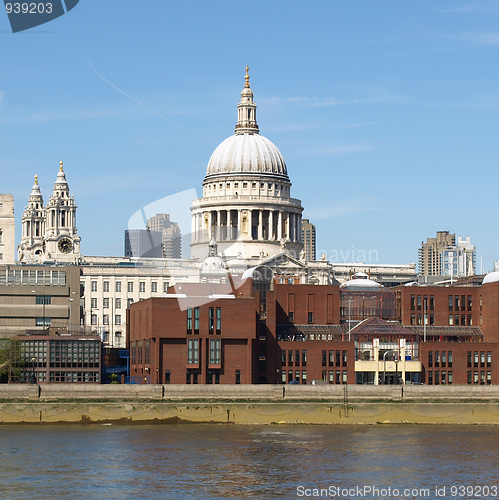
<box><xmin>30</xmin><ymin>357</ymin><xmax>37</xmax><ymax>384</ymax></box>
<box><xmin>144</xmin><ymin>367</ymin><xmax>149</xmax><ymax>384</ymax></box>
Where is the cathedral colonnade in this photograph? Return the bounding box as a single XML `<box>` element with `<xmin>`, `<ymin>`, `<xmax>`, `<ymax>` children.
<box><xmin>191</xmin><ymin>207</ymin><xmax>302</xmax><ymax>244</ymax></box>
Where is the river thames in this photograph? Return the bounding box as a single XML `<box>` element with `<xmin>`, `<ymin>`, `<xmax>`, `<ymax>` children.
<box><xmin>0</xmin><ymin>424</ymin><xmax>498</xmax><ymax>499</ymax></box>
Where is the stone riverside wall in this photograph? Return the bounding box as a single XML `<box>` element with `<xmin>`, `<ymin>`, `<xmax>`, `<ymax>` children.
<box><xmin>0</xmin><ymin>385</ymin><xmax>498</xmax><ymax>424</ymax></box>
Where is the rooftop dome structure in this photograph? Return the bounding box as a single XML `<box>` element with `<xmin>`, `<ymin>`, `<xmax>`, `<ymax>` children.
<box><xmin>482</xmin><ymin>271</ymin><xmax>499</xmax><ymax>285</ymax></box>
<box><xmin>205</xmin><ymin>134</ymin><xmax>288</xmax><ymax>180</ymax></box>
<box><xmin>340</xmin><ymin>272</ymin><xmax>383</xmax><ymax>290</ymax></box>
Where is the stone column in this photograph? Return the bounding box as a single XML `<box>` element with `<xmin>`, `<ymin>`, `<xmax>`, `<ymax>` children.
<box><xmin>258</xmin><ymin>210</ymin><xmax>263</xmax><ymax>240</ymax></box>
<box><xmin>237</xmin><ymin>210</ymin><xmax>242</xmax><ymax>240</ymax></box>
<box><xmin>277</xmin><ymin>211</ymin><xmax>282</xmax><ymax>240</ymax></box>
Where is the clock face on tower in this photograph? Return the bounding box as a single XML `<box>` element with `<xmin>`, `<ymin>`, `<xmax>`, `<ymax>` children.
<box><xmin>58</xmin><ymin>237</ymin><xmax>73</xmax><ymax>254</ymax></box>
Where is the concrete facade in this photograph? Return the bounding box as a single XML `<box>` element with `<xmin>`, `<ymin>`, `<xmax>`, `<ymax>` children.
<box><xmin>0</xmin><ymin>264</ymin><xmax>81</xmax><ymax>337</ymax></box>
<box><xmin>0</xmin><ymin>194</ymin><xmax>15</xmax><ymax>265</ymax></box>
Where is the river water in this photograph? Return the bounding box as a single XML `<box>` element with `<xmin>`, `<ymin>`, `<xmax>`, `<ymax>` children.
<box><xmin>0</xmin><ymin>424</ymin><xmax>498</xmax><ymax>499</ymax></box>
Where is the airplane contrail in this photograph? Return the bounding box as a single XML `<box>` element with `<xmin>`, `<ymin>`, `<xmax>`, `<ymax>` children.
<box><xmin>88</xmin><ymin>62</ymin><xmax>185</xmax><ymax>132</ymax></box>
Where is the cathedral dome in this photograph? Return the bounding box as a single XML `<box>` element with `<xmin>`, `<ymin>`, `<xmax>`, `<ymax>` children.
<box><xmin>204</xmin><ymin>65</ymin><xmax>288</xmax><ymax>182</ymax></box>
<box><xmin>205</xmin><ymin>133</ymin><xmax>288</xmax><ymax>180</ymax></box>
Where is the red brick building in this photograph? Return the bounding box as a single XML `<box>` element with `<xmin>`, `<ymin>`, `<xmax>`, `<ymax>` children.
<box><xmin>127</xmin><ymin>272</ymin><xmax>499</xmax><ymax>385</ymax></box>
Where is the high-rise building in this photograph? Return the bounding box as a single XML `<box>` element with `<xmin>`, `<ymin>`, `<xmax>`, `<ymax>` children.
<box><xmin>418</xmin><ymin>231</ymin><xmax>455</xmax><ymax>276</ymax></box>
<box><xmin>146</xmin><ymin>214</ymin><xmax>181</xmax><ymax>259</ymax></box>
<box><xmin>301</xmin><ymin>219</ymin><xmax>316</xmax><ymax>261</ymax></box>
<box><xmin>0</xmin><ymin>194</ymin><xmax>15</xmax><ymax>264</ymax></box>
<box><xmin>441</xmin><ymin>236</ymin><xmax>476</xmax><ymax>278</ymax></box>
<box><xmin>124</xmin><ymin>229</ymin><xmax>163</xmax><ymax>258</ymax></box>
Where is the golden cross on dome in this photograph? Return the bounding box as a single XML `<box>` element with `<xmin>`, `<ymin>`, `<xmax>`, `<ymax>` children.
<box><xmin>34</xmin><ymin>174</ymin><xmax>38</xmax><ymax>185</ymax></box>
<box><xmin>59</xmin><ymin>161</ymin><xmax>64</xmax><ymax>172</ymax></box>
<box><xmin>244</xmin><ymin>65</ymin><xmax>250</xmax><ymax>88</ymax></box>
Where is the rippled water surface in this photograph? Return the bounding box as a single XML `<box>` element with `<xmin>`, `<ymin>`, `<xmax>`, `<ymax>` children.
<box><xmin>0</xmin><ymin>424</ymin><xmax>498</xmax><ymax>499</ymax></box>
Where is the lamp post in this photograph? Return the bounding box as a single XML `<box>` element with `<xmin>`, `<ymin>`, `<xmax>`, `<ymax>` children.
<box><xmin>144</xmin><ymin>367</ymin><xmax>149</xmax><ymax>384</ymax></box>
<box><xmin>30</xmin><ymin>357</ymin><xmax>37</xmax><ymax>384</ymax></box>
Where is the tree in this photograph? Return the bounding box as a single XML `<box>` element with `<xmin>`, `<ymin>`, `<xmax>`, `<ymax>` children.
<box><xmin>0</xmin><ymin>339</ymin><xmax>25</xmax><ymax>383</ymax></box>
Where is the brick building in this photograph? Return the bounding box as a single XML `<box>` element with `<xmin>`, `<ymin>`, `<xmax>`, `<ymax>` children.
<box><xmin>128</xmin><ymin>270</ymin><xmax>499</xmax><ymax>385</ymax></box>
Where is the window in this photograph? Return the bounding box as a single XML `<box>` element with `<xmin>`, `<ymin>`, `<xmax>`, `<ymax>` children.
<box><xmin>91</xmin><ymin>298</ymin><xmax>97</xmax><ymax>309</ymax></box>
<box><xmin>441</xmin><ymin>351</ymin><xmax>446</xmax><ymax>367</ymax></box>
<box><xmin>139</xmin><ymin>282</ymin><xmax>146</xmax><ymax>293</ymax></box>
<box><xmin>448</xmin><ymin>295</ymin><xmax>453</xmax><ymax>311</ymax></box>
<box><xmin>448</xmin><ymin>351</ymin><xmax>453</xmax><ymax>368</ymax></box>
<box><xmin>103</xmin><ymin>314</ymin><xmax>109</xmax><ymax>325</ymax></box>
<box><xmin>410</xmin><ymin>295</ymin><xmax>415</xmax><ymax>311</ymax></box>
<box><xmin>194</xmin><ymin>307</ymin><xmax>200</xmax><ymax>334</ymax></box>
<box><xmin>288</xmin><ymin>311</ymin><xmax>294</xmax><ymax>323</ymax></box>
<box><xmin>342</xmin><ymin>371</ymin><xmax>347</xmax><ymax>384</ymax></box>
<box><xmin>428</xmin><ymin>371</ymin><xmax>433</xmax><ymax>385</ymax></box>
<box><xmin>36</xmin><ymin>295</ymin><xmax>51</xmax><ymax>305</ymax></box>
<box><xmin>474</xmin><ymin>351</ymin><xmax>479</xmax><ymax>367</ymax></box>
<box><xmin>435</xmin><ymin>351</ymin><xmax>440</xmax><ymax>368</ymax></box>
<box><xmin>209</xmin><ymin>308</ymin><xmax>214</xmax><ymax>333</ymax></box>
<box><xmin>216</xmin><ymin>308</ymin><xmax>221</xmax><ymax>334</ymax></box>
<box><xmin>302</xmin><ymin>350</ymin><xmax>307</xmax><ymax>366</ymax></box>
<box><xmin>209</xmin><ymin>339</ymin><xmax>221</xmax><ymax>365</ymax></box>
<box><xmin>480</xmin><ymin>351</ymin><xmax>485</xmax><ymax>367</ymax></box>
<box><xmin>281</xmin><ymin>350</ymin><xmax>286</xmax><ymax>365</ymax></box>
<box><xmin>103</xmin><ymin>281</ymin><xmax>110</xmax><ymax>292</ymax></box>
<box><xmin>328</xmin><ymin>350</ymin><xmax>334</xmax><ymax>367</ymax></box>
<box><xmin>295</xmin><ymin>350</ymin><xmax>300</xmax><ymax>366</ymax></box>
<box><xmin>430</xmin><ymin>295</ymin><xmax>435</xmax><ymax>311</ymax></box>
<box><xmin>91</xmin><ymin>281</ymin><xmax>97</xmax><ymax>292</ymax></box>
<box><xmin>127</xmin><ymin>298</ymin><xmax>134</xmax><ymax>308</ymax></box>
<box><xmin>289</xmin><ymin>350</ymin><xmax>294</xmax><ymax>365</ymax></box>
<box><xmin>115</xmin><ymin>298</ymin><xmax>121</xmax><ymax>309</ymax></box>
<box><xmin>428</xmin><ymin>351</ymin><xmax>433</xmax><ymax>368</ymax></box>
<box><xmin>467</xmin><ymin>295</ymin><xmax>472</xmax><ymax>311</ymax></box>
<box><xmin>163</xmin><ymin>282</ymin><xmax>170</xmax><ymax>293</ymax></box>
<box><xmin>417</xmin><ymin>295</ymin><xmax>422</xmax><ymax>310</ymax></box>
<box><xmin>302</xmin><ymin>370</ymin><xmax>307</xmax><ymax>384</ymax></box>
<box><xmin>188</xmin><ymin>339</ymin><xmax>199</xmax><ymax>364</ymax></box>
<box><xmin>103</xmin><ymin>298</ymin><xmax>109</xmax><ymax>309</ymax></box>
<box><xmin>0</xmin><ymin>229</ymin><xmax>3</xmax><ymax>244</ymax></box>
<box><xmin>115</xmin><ymin>315</ymin><xmax>121</xmax><ymax>325</ymax></box>
<box><xmin>329</xmin><ymin>371</ymin><xmax>334</xmax><ymax>384</ymax></box>
<box><xmin>308</xmin><ymin>312</ymin><xmax>313</xmax><ymax>323</ymax></box>
<box><xmin>448</xmin><ymin>315</ymin><xmax>454</xmax><ymax>326</ymax></box>
<box><xmin>487</xmin><ymin>351</ymin><xmax>492</xmax><ymax>368</ymax></box>
<box><xmin>321</xmin><ymin>350</ymin><xmax>326</xmax><ymax>367</ymax></box>
<box><xmin>151</xmin><ymin>282</ymin><xmax>157</xmax><ymax>293</ymax></box>
<box><xmin>128</xmin><ymin>282</ymin><xmax>133</xmax><ymax>293</ymax></box>
<box><xmin>187</xmin><ymin>308</ymin><xmax>193</xmax><ymax>334</ymax></box>
<box><xmin>467</xmin><ymin>352</ymin><xmax>472</xmax><ymax>368</ymax></box>
<box><xmin>35</xmin><ymin>317</ymin><xmax>51</xmax><ymax>327</ymax></box>
<box><xmin>342</xmin><ymin>351</ymin><xmax>348</xmax><ymax>366</ymax></box>
<box><xmin>91</xmin><ymin>314</ymin><xmax>97</xmax><ymax>325</ymax></box>
<box><xmin>448</xmin><ymin>371</ymin><xmax>453</xmax><ymax>384</ymax></box>
<box><xmin>115</xmin><ymin>281</ymin><xmax>121</xmax><ymax>292</ymax></box>
<box><xmin>235</xmin><ymin>370</ymin><xmax>241</xmax><ymax>384</ymax></box>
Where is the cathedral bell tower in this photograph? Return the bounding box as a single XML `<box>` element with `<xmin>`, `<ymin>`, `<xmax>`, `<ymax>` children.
<box><xmin>44</xmin><ymin>161</ymin><xmax>81</xmax><ymax>262</ymax></box>
<box><xmin>18</xmin><ymin>175</ymin><xmax>46</xmax><ymax>261</ymax></box>
<box><xmin>18</xmin><ymin>161</ymin><xmax>81</xmax><ymax>263</ymax></box>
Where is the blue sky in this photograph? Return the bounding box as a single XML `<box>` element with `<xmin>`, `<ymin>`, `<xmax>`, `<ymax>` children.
<box><xmin>1</xmin><ymin>0</ymin><xmax>498</xmax><ymax>271</ymax></box>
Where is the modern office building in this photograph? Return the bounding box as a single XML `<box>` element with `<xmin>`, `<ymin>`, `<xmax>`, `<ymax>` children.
<box><xmin>0</xmin><ymin>264</ymin><xmax>81</xmax><ymax>337</ymax></box>
<box><xmin>0</xmin><ymin>194</ymin><xmax>15</xmax><ymax>265</ymax></box>
<box><xmin>441</xmin><ymin>236</ymin><xmax>476</xmax><ymax>278</ymax></box>
<box><xmin>147</xmin><ymin>214</ymin><xmax>182</xmax><ymax>259</ymax></box>
<box><xmin>10</xmin><ymin>329</ymin><xmax>101</xmax><ymax>383</ymax></box>
<box><xmin>418</xmin><ymin>231</ymin><xmax>455</xmax><ymax>276</ymax></box>
<box><xmin>301</xmin><ymin>219</ymin><xmax>316</xmax><ymax>261</ymax></box>
<box><xmin>124</xmin><ymin>229</ymin><xmax>163</xmax><ymax>258</ymax></box>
